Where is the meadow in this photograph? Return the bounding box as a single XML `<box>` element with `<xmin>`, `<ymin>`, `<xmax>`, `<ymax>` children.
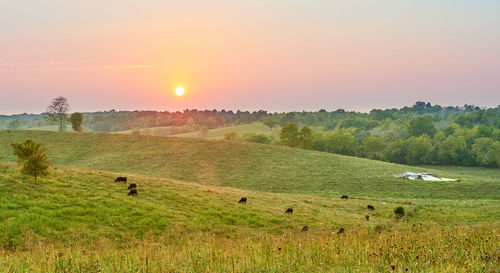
<box><xmin>173</xmin><ymin>122</ymin><xmax>279</xmax><ymax>139</ymax></box>
<box><xmin>113</xmin><ymin>122</ymin><xmax>278</xmax><ymax>139</ymax></box>
<box><xmin>0</xmin><ymin>130</ymin><xmax>498</xmax><ymax>272</ymax></box>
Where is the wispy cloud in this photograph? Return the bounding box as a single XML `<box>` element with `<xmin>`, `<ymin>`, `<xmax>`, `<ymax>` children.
<box><xmin>0</xmin><ymin>61</ymin><xmax>158</xmax><ymax>71</ymax></box>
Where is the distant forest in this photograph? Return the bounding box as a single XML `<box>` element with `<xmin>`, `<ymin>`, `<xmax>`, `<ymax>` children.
<box><xmin>1</xmin><ymin>102</ymin><xmax>499</xmax><ymax>167</ymax></box>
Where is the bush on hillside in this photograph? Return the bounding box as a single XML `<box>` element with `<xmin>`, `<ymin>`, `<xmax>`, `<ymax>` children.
<box><xmin>11</xmin><ymin>139</ymin><xmax>50</xmax><ymax>184</ymax></box>
<box><xmin>394</xmin><ymin>207</ymin><xmax>405</xmax><ymax>219</ymax></box>
<box><xmin>224</xmin><ymin>131</ymin><xmax>240</xmax><ymax>141</ymax></box>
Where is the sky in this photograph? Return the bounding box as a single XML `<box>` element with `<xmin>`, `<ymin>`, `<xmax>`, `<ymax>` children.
<box><xmin>1</xmin><ymin>0</ymin><xmax>499</xmax><ymax>114</ymax></box>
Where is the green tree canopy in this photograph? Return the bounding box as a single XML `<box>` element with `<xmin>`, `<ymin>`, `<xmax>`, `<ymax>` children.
<box><xmin>408</xmin><ymin>116</ymin><xmax>436</xmax><ymax>137</ymax></box>
<box><xmin>261</xmin><ymin>116</ymin><xmax>279</xmax><ymax>130</ymax></box>
<box><xmin>11</xmin><ymin>139</ymin><xmax>50</xmax><ymax>184</ymax></box>
<box><xmin>361</xmin><ymin>136</ymin><xmax>386</xmax><ymax>160</ymax></box>
<box><xmin>247</xmin><ymin>134</ymin><xmax>271</xmax><ymax>144</ymax></box>
<box><xmin>69</xmin><ymin>112</ymin><xmax>83</xmax><ymax>132</ymax></box>
<box><xmin>280</xmin><ymin>123</ymin><xmax>300</xmax><ymax>147</ymax></box>
<box><xmin>8</xmin><ymin>119</ymin><xmax>23</xmax><ymax>130</ymax></box>
<box><xmin>471</xmin><ymin>138</ymin><xmax>495</xmax><ymax>167</ymax></box>
<box><xmin>406</xmin><ymin>135</ymin><xmax>434</xmax><ymax>164</ymax></box>
<box><xmin>298</xmin><ymin>126</ymin><xmax>314</xmax><ymax>149</ymax></box>
<box><xmin>383</xmin><ymin>139</ymin><xmax>408</xmax><ymax>164</ymax></box>
<box><xmin>437</xmin><ymin>136</ymin><xmax>468</xmax><ymax>165</ymax></box>
<box><xmin>325</xmin><ymin>131</ymin><xmax>358</xmax><ymax>155</ymax></box>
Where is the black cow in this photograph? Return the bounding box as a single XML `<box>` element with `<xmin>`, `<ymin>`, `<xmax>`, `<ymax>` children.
<box><xmin>115</xmin><ymin>177</ymin><xmax>127</xmax><ymax>183</ymax></box>
<box><xmin>341</xmin><ymin>195</ymin><xmax>348</xmax><ymax>199</ymax></box>
<box><xmin>128</xmin><ymin>183</ymin><xmax>137</xmax><ymax>190</ymax></box>
<box><xmin>239</xmin><ymin>197</ymin><xmax>247</xmax><ymax>204</ymax></box>
<box><xmin>367</xmin><ymin>205</ymin><xmax>375</xmax><ymax>210</ymax></box>
<box><xmin>337</xmin><ymin>227</ymin><xmax>345</xmax><ymax>234</ymax></box>
<box><xmin>285</xmin><ymin>208</ymin><xmax>293</xmax><ymax>214</ymax></box>
<box><xmin>301</xmin><ymin>225</ymin><xmax>309</xmax><ymax>232</ymax></box>
<box><xmin>128</xmin><ymin>189</ymin><xmax>137</xmax><ymax>196</ymax></box>
<box><xmin>365</xmin><ymin>215</ymin><xmax>370</xmax><ymax>221</ymax></box>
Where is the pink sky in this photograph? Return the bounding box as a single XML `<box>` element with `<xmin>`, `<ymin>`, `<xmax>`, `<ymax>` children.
<box><xmin>1</xmin><ymin>0</ymin><xmax>499</xmax><ymax>114</ymax></box>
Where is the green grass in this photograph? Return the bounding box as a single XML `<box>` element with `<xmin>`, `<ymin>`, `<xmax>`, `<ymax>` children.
<box><xmin>18</xmin><ymin>125</ymin><xmax>93</xmax><ymax>132</ymax></box>
<box><xmin>113</xmin><ymin>126</ymin><xmax>175</xmax><ymax>136</ymax></box>
<box><xmin>0</xmin><ymin>130</ymin><xmax>498</xmax><ymax>200</ymax></box>
<box><xmin>112</xmin><ymin>122</ymin><xmax>278</xmax><ymax>139</ymax></box>
<box><xmin>173</xmin><ymin>122</ymin><xmax>279</xmax><ymax>139</ymax></box>
<box><xmin>0</xmin><ymin>162</ymin><xmax>498</xmax><ymax>272</ymax></box>
<box><xmin>0</xmin><ymin>130</ymin><xmax>498</xmax><ymax>272</ymax></box>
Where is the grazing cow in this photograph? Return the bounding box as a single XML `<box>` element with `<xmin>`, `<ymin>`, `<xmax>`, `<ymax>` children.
<box><xmin>367</xmin><ymin>205</ymin><xmax>375</xmax><ymax>210</ymax></box>
<box><xmin>285</xmin><ymin>208</ymin><xmax>293</xmax><ymax>214</ymax></box>
<box><xmin>341</xmin><ymin>195</ymin><xmax>348</xmax><ymax>199</ymax></box>
<box><xmin>128</xmin><ymin>183</ymin><xmax>137</xmax><ymax>190</ymax></box>
<box><xmin>128</xmin><ymin>189</ymin><xmax>137</xmax><ymax>196</ymax></box>
<box><xmin>337</xmin><ymin>227</ymin><xmax>345</xmax><ymax>234</ymax></box>
<box><xmin>365</xmin><ymin>215</ymin><xmax>370</xmax><ymax>221</ymax></box>
<box><xmin>301</xmin><ymin>226</ymin><xmax>309</xmax><ymax>232</ymax></box>
<box><xmin>115</xmin><ymin>177</ymin><xmax>127</xmax><ymax>183</ymax></box>
<box><xmin>238</xmin><ymin>197</ymin><xmax>247</xmax><ymax>204</ymax></box>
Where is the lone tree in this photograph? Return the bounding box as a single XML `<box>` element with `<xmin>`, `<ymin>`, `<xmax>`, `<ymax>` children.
<box><xmin>262</xmin><ymin>116</ymin><xmax>279</xmax><ymax>130</ymax></box>
<box><xmin>280</xmin><ymin>122</ymin><xmax>300</xmax><ymax>147</ymax></box>
<box><xmin>46</xmin><ymin>96</ymin><xmax>69</xmax><ymax>132</ymax></box>
<box><xmin>11</xmin><ymin>139</ymin><xmax>50</xmax><ymax>184</ymax></box>
<box><xmin>69</xmin><ymin>112</ymin><xmax>83</xmax><ymax>132</ymax></box>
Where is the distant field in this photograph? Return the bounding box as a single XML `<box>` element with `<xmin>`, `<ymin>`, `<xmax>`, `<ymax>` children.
<box><xmin>1</xmin><ymin>130</ymin><xmax>498</xmax><ymax>199</ymax></box>
<box><xmin>18</xmin><ymin>125</ymin><xmax>93</xmax><ymax>132</ymax></box>
<box><xmin>113</xmin><ymin>126</ymin><xmax>175</xmax><ymax>136</ymax></box>
<box><xmin>0</xmin><ymin>130</ymin><xmax>498</xmax><ymax>272</ymax></box>
<box><xmin>174</xmin><ymin>122</ymin><xmax>280</xmax><ymax>139</ymax></box>
<box><xmin>113</xmin><ymin>122</ymin><xmax>279</xmax><ymax>139</ymax></box>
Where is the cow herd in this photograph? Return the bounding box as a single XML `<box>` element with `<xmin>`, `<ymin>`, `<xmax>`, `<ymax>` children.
<box><xmin>115</xmin><ymin>175</ymin><xmax>378</xmax><ymax>234</ymax></box>
<box><xmin>238</xmin><ymin>194</ymin><xmax>377</xmax><ymax>234</ymax></box>
<box><xmin>114</xmin><ymin>176</ymin><xmax>137</xmax><ymax>195</ymax></box>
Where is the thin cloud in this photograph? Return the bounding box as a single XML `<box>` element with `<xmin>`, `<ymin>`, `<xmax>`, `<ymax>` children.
<box><xmin>0</xmin><ymin>61</ymin><xmax>157</xmax><ymax>71</ymax></box>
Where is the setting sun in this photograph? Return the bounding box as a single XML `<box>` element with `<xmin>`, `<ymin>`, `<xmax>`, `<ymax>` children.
<box><xmin>175</xmin><ymin>87</ymin><xmax>185</xmax><ymax>96</ymax></box>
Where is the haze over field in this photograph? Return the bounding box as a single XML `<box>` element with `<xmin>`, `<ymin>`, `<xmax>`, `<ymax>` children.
<box><xmin>1</xmin><ymin>1</ymin><xmax>500</xmax><ymax>114</ymax></box>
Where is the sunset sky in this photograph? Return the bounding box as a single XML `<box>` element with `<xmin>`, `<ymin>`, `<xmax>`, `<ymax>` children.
<box><xmin>1</xmin><ymin>0</ymin><xmax>499</xmax><ymax>114</ymax></box>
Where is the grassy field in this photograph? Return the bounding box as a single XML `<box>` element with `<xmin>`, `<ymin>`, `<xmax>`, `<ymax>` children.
<box><xmin>1</xmin><ymin>130</ymin><xmax>498</xmax><ymax>199</ymax></box>
<box><xmin>114</xmin><ymin>122</ymin><xmax>279</xmax><ymax>139</ymax></box>
<box><xmin>173</xmin><ymin>122</ymin><xmax>280</xmax><ymax>139</ymax></box>
<box><xmin>0</xmin><ymin>130</ymin><xmax>498</xmax><ymax>272</ymax></box>
<box><xmin>113</xmin><ymin>126</ymin><xmax>175</xmax><ymax>136</ymax></box>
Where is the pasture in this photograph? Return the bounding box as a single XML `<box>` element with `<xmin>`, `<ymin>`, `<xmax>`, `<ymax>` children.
<box><xmin>172</xmin><ymin>122</ymin><xmax>279</xmax><ymax>139</ymax></box>
<box><xmin>0</xmin><ymin>130</ymin><xmax>498</xmax><ymax>272</ymax></box>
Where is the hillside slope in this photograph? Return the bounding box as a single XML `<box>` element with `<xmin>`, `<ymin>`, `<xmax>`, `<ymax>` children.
<box><xmin>173</xmin><ymin>122</ymin><xmax>279</xmax><ymax>139</ymax></box>
<box><xmin>1</xmin><ymin>162</ymin><xmax>498</xmax><ymax>247</ymax></box>
<box><xmin>0</xmin><ymin>130</ymin><xmax>498</xmax><ymax>199</ymax></box>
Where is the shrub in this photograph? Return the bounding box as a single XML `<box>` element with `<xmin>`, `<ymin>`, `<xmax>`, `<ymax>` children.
<box><xmin>224</xmin><ymin>131</ymin><xmax>240</xmax><ymax>141</ymax></box>
<box><xmin>247</xmin><ymin>134</ymin><xmax>271</xmax><ymax>144</ymax></box>
<box><xmin>394</xmin><ymin>207</ymin><xmax>405</xmax><ymax>219</ymax></box>
<box><xmin>11</xmin><ymin>139</ymin><xmax>50</xmax><ymax>184</ymax></box>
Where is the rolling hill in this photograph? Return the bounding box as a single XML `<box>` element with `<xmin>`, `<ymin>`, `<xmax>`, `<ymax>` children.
<box><xmin>0</xmin><ymin>130</ymin><xmax>498</xmax><ymax>272</ymax></box>
<box><xmin>113</xmin><ymin>122</ymin><xmax>279</xmax><ymax>139</ymax></box>
<box><xmin>0</xmin><ymin>130</ymin><xmax>498</xmax><ymax>199</ymax></box>
<box><xmin>173</xmin><ymin>122</ymin><xmax>279</xmax><ymax>139</ymax></box>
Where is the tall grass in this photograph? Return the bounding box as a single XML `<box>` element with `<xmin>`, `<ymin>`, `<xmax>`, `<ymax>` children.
<box><xmin>1</xmin><ymin>225</ymin><xmax>497</xmax><ymax>272</ymax></box>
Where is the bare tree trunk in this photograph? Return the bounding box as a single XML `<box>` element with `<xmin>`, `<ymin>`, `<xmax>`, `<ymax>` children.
<box><xmin>34</xmin><ymin>175</ymin><xmax>37</xmax><ymax>184</ymax></box>
<box><xmin>59</xmin><ymin>115</ymin><xmax>64</xmax><ymax>132</ymax></box>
